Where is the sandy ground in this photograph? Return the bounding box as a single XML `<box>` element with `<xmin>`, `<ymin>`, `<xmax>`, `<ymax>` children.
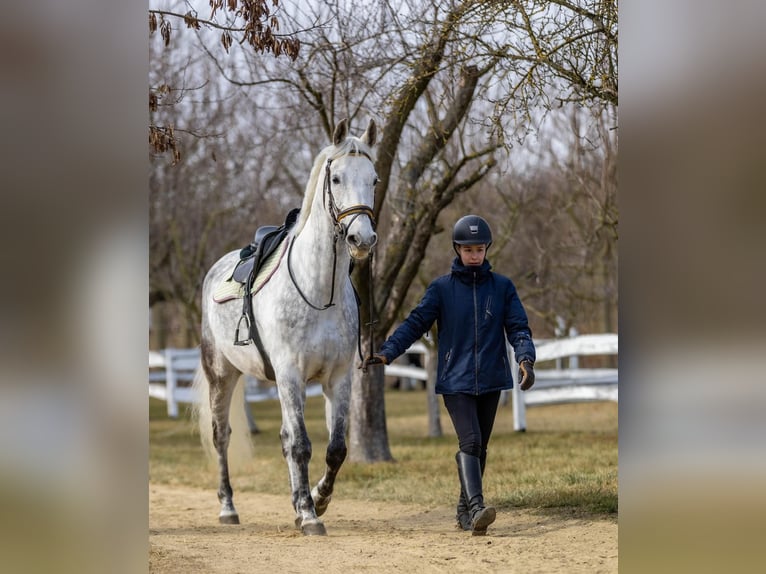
<box><xmin>149</xmin><ymin>483</ymin><xmax>617</xmax><ymax>573</ymax></box>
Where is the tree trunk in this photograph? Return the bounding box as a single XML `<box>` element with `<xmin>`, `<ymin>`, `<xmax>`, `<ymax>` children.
<box><xmin>349</xmin><ymin>257</ymin><xmax>394</xmax><ymax>462</ymax></box>
<box><xmin>349</xmin><ymin>362</ymin><xmax>394</xmax><ymax>462</ymax></box>
<box><xmin>348</xmin><ymin>62</ymin><xmax>488</xmax><ymax>460</ymax></box>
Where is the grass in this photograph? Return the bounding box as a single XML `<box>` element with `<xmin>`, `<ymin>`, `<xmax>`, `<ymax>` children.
<box><xmin>150</xmin><ymin>390</ymin><xmax>617</xmax><ymax>517</ymax></box>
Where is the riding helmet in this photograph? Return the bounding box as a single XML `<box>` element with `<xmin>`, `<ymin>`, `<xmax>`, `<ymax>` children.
<box><xmin>452</xmin><ymin>215</ymin><xmax>492</xmax><ymax>251</ymax></box>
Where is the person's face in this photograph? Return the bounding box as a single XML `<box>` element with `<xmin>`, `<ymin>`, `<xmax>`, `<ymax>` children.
<box><xmin>458</xmin><ymin>244</ymin><xmax>487</xmax><ymax>266</ymax></box>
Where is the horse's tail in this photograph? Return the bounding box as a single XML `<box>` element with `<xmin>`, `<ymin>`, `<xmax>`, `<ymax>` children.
<box><xmin>192</xmin><ymin>366</ymin><xmax>253</xmax><ymax>470</ymax></box>
<box><xmin>191</xmin><ymin>367</ymin><xmax>215</xmax><ymax>464</ymax></box>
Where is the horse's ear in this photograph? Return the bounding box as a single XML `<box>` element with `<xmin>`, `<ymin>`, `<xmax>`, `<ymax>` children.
<box><xmin>333</xmin><ymin>119</ymin><xmax>348</xmax><ymax>145</ymax></box>
<box><xmin>362</xmin><ymin>119</ymin><xmax>377</xmax><ymax>147</ymax></box>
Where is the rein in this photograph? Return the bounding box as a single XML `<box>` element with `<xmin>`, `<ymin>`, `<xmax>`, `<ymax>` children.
<box><xmin>287</xmin><ymin>150</ymin><xmax>376</xmax><ymax>313</ymax></box>
<box><xmin>366</xmin><ymin>250</ymin><xmax>376</xmax><ymax>362</ymax></box>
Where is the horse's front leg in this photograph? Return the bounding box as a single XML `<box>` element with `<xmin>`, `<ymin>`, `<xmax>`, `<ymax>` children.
<box><xmin>278</xmin><ymin>381</ymin><xmax>326</xmax><ymax>536</ymax></box>
<box><xmin>312</xmin><ymin>374</ymin><xmax>351</xmax><ymax>517</ymax></box>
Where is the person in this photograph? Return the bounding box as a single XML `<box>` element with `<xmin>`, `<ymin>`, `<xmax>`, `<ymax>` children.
<box><xmin>363</xmin><ymin>214</ymin><xmax>536</xmax><ymax>536</ymax></box>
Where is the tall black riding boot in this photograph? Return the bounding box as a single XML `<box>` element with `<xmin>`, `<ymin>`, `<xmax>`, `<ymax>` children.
<box><xmin>456</xmin><ymin>451</ymin><xmax>496</xmax><ymax>536</ymax></box>
<box><xmin>455</xmin><ymin>490</ymin><xmax>471</xmax><ymax>531</ymax></box>
<box><xmin>455</xmin><ymin>451</ymin><xmax>488</xmax><ymax>531</ymax></box>
<box><xmin>455</xmin><ymin>453</ymin><xmax>471</xmax><ymax>531</ymax></box>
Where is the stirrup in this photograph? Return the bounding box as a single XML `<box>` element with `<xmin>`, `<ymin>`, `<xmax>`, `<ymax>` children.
<box><xmin>234</xmin><ymin>315</ymin><xmax>252</xmax><ymax>346</ymax></box>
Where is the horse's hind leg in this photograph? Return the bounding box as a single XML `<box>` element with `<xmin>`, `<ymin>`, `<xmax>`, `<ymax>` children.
<box><xmin>210</xmin><ymin>378</ymin><xmax>242</xmax><ymax>524</ymax></box>
<box><xmin>201</xmin><ymin>342</ymin><xmax>242</xmax><ymax>524</ymax></box>
<box><xmin>312</xmin><ymin>377</ymin><xmax>350</xmax><ymax>517</ymax></box>
<box><xmin>278</xmin><ymin>380</ymin><xmax>326</xmax><ymax>536</ymax></box>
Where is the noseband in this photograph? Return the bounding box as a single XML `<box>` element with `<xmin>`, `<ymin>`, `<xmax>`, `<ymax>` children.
<box><xmin>323</xmin><ymin>150</ymin><xmax>377</xmax><ymax>237</ymax></box>
<box><xmin>287</xmin><ymin>149</ymin><xmax>376</xmax><ymax>311</ymax></box>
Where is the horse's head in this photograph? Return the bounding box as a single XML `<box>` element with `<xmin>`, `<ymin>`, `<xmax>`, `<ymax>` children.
<box><xmin>324</xmin><ymin>119</ymin><xmax>379</xmax><ymax>260</ymax></box>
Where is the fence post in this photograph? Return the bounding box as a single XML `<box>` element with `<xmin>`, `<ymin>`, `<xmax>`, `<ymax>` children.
<box><xmin>164</xmin><ymin>348</ymin><xmax>179</xmax><ymax>418</ymax></box>
<box><xmin>569</xmin><ymin>326</ymin><xmax>579</xmax><ymax>369</ymax></box>
<box><xmin>555</xmin><ymin>316</ymin><xmax>566</xmax><ymax>369</ymax></box>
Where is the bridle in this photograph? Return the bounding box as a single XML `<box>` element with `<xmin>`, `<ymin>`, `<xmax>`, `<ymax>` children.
<box><xmin>287</xmin><ymin>149</ymin><xmax>377</xmax><ymax>312</ymax></box>
<box><xmin>324</xmin><ymin>150</ymin><xmax>377</xmax><ymax>239</ymax></box>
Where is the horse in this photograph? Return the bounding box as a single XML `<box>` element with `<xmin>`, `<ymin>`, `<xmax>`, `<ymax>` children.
<box><xmin>194</xmin><ymin>119</ymin><xmax>378</xmax><ymax>536</ymax></box>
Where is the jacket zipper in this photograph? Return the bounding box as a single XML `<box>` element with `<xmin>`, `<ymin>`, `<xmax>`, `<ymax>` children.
<box><xmin>473</xmin><ymin>271</ymin><xmax>479</xmax><ymax>394</ymax></box>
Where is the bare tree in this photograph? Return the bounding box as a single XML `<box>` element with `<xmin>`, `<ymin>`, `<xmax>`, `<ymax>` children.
<box><xmin>490</xmin><ymin>105</ymin><xmax>618</xmax><ymax>336</ymax></box>
<box><xmin>148</xmin><ymin>0</ymin><xmax>618</xmax><ymax>459</ymax></box>
<box><xmin>149</xmin><ymin>0</ymin><xmax>302</xmax><ymax>163</ymax></box>
<box><xmin>349</xmin><ymin>0</ymin><xmax>618</xmax><ymax>460</ymax></box>
<box><xmin>149</xmin><ymin>43</ymin><xmax>306</xmax><ymax>343</ymax></box>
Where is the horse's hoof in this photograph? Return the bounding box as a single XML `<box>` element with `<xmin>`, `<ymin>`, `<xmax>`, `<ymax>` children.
<box><xmin>311</xmin><ymin>485</ymin><xmax>332</xmax><ymax>517</ymax></box>
<box><xmin>219</xmin><ymin>511</ymin><xmax>240</xmax><ymax>525</ymax></box>
<box><xmin>314</xmin><ymin>495</ymin><xmax>332</xmax><ymax>517</ymax></box>
<box><xmin>301</xmin><ymin>520</ymin><xmax>327</xmax><ymax>536</ymax></box>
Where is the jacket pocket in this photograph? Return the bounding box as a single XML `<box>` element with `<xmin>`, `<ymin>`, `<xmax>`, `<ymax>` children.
<box><xmin>484</xmin><ymin>296</ymin><xmax>493</xmax><ymax>321</ymax></box>
<box><xmin>441</xmin><ymin>349</ymin><xmax>452</xmax><ymax>380</ymax></box>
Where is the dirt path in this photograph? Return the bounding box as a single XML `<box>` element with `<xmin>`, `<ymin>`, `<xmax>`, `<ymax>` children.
<box><xmin>150</xmin><ymin>483</ymin><xmax>617</xmax><ymax>573</ymax></box>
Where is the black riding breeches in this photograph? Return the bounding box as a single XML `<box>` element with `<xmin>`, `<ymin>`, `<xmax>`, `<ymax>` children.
<box><xmin>442</xmin><ymin>391</ymin><xmax>502</xmax><ymax>459</ymax></box>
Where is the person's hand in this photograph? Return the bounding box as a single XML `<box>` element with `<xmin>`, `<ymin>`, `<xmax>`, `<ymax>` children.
<box><xmin>518</xmin><ymin>359</ymin><xmax>535</xmax><ymax>391</ymax></box>
<box><xmin>361</xmin><ymin>354</ymin><xmax>388</xmax><ymax>372</ymax></box>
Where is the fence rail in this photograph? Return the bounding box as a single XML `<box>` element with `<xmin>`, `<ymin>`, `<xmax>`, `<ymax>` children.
<box><xmin>149</xmin><ymin>348</ymin><xmax>199</xmax><ymax>418</ymax></box>
<box><xmin>149</xmin><ymin>334</ymin><xmax>617</xmax><ymax>430</ymax></box>
<box><xmin>149</xmin><ymin>348</ymin><xmax>324</xmax><ymax>418</ymax></box>
<box><xmin>511</xmin><ymin>333</ymin><xmax>618</xmax><ymax>430</ymax></box>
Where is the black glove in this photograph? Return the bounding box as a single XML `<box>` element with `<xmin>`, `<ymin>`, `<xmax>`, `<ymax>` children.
<box><xmin>518</xmin><ymin>359</ymin><xmax>535</xmax><ymax>391</ymax></box>
<box><xmin>361</xmin><ymin>353</ymin><xmax>388</xmax><ymax>372</ymax></box>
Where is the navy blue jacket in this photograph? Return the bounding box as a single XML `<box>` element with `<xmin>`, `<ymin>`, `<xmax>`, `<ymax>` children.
<box><xmin>379</xmin><ymin>258</ymin><xmax>536</xmax><ymax>395</ymax></box>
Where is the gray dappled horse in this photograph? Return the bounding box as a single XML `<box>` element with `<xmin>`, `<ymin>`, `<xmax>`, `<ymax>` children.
<box><xmin>195</xmin><ymin>119</ymin><xmax>378</xmax><ymax>535</ymax></box>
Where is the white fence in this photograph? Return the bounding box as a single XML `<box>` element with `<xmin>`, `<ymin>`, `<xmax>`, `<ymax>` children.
<box><xmin>149</xmin><ymin>348</ymin><xmax>322</xmax><ymax>418</ymax></box>
<box><xmin>149</xmin><ymin>348</ymin><xmax>198</xmax><ymax>418</ymax></box>
<box><xmin>510</xmin><ymin>333</ymin><xmax>618</xmax><ymax>431</ymax></box>
<box><xmin>149</xmin><ymin>334</ymin><xmax>617</xmax><ymax>429</ymax></box>
<box><xmin>149</xmin><ymin>345</ymin><xmax>431</xmax><ymax>418</ymax></box>
<box><xmin>379</xmin><ymin>334</ymin><xmax>618</xmax><ymax>431</ymax></box>
<box><xmin>378</xmin><ymin>341</ymin><xmax>430</xmax><ymax>387</ymax></box>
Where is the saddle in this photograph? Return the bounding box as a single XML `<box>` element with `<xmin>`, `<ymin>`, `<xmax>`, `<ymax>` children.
<box><xmin>232</xmin><ymin>207</ymin><xmax>300</xmax><ymax>356</ymax></box>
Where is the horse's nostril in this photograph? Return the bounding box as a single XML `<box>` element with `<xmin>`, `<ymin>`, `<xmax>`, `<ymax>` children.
<box><xmin>347</xmin><ymin>233</ymin><xmax>378</xmax><ymax>250</ymax></box>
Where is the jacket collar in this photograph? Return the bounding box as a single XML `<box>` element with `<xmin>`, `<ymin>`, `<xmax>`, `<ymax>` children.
<box><xmin>451</xmin><ymin>257</ymin><xmax>492</xmax><ymax>283</ymax></box>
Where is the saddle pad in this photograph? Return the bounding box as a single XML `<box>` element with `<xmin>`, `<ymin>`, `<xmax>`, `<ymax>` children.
<box><xmin>212</xmin><ymin>239</ymin><xmax>288</xmax><ymax>303</ymax></box>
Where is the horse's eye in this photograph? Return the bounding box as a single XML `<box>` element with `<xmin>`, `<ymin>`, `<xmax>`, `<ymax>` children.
<box><xmin>332</xmin><ymin>176</ymin><xmax>340</xmax><ymax>185</ymax></box>
<box><xmin>373</xmin><ymin>176</ymin><xmax>380</xmax><ymax>186</ymax></box>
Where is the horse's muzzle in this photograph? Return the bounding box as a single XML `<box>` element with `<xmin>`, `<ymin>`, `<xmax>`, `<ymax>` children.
<box><xmin>346</xmin><ymin>231</ymin><xmax>377</xmax><ymax>259</ymax></box>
